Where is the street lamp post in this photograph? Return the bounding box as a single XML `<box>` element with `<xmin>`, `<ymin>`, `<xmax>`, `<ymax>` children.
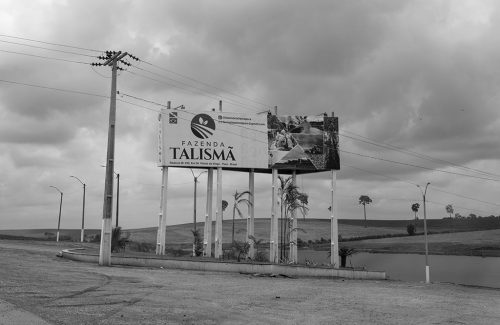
<box><xmin>70</xmin><ymin>176</ymin><xmax>86</xmax><ymax>242</ymax></box>
<box><xmin>49</xmin><ymin>186</ymin><xmax>63</xmax><ymax>242</ymax></box>
<box><xmin>115</xmin><ymin>172</ymin><xmax>120</xmax><ymax>228</ymax></box>
<box><xmin>190</xmin><ymin>169</ymin><xmax>207</xmax><ymax>256</ymax></box>
<box><xmin>417</xmin><ymin>182</ymin><xmax>431</xmax><ymax>283</ymax></box>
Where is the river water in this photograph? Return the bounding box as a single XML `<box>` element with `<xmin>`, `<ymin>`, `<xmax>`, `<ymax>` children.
<box><xmin>298</xmin><ymin>250</ymin><xmax>500</xmax><ymax>288</ymax></box>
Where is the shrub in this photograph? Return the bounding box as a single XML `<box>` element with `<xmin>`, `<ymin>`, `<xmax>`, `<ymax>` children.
<box><xmin>191</xmin><ymin>229</ymin><xmax>203</xmax><ymax>257</ymax></box>
<box><xmin>407</xmin><ymin>224</ymin><xmax>416</xmax><ymax>236</ymax></box>
<box><xmin>296</xmin><ymin>237</ymin><xmax>306</xmax><ymax>248</ymax></box>
<box><xmin>129</xmin><ymin>242</ymin><xmax>155</xmax><ymax>252</ymax></box>
<box><xmin>111</xmin><ymin>227</ymin><xmax>130</xmax><ymax>252</ymax></box>
<box><xmin>88</xmin><ymin>233</ymin><xmax>101</xmax><ymax>243</ymax></box>
<box><xmin>254</xmin><ymin>250</ymin><xmax>269</xmax><ymax>262</ymax></box>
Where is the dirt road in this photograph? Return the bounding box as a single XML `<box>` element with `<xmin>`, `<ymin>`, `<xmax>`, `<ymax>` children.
<box><xmin>1</xmin><ymin>240</ymin><xmax>499</xmax><ymax>324</ymax></box>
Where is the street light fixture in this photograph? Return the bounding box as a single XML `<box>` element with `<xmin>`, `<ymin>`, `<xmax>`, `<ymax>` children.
<box><xmin>190</xmin><ymin>169</ymin><xmax>207</xmax><ymax>256</ymax></box>
<box><xmin>49</xmin><ymin>185</ymin><xmax>63</xmax><ymax>242</ymax></box>
<box><xmin>101</xmin><ymin>165</ymin><xmax>120</xmax><ymax>228</ymax></box>
<box><xmin>417</xmin><ymin>182</ymin><xmax>431</xmax><ymax>283</ymax></box>
<box><xmin>70</xmin><ymin>176</ymin><xmax>86</xmax><ymax>242</ymax></box>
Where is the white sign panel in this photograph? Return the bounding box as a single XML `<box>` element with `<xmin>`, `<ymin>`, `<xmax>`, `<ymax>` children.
<box><xmin>159</xmin><ymin>110</ymin><xmax>268</xmax><ymax>169</ymax></box>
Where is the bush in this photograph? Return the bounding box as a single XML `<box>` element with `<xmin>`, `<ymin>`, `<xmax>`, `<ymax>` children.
<box><xmin>191</xmin><ymin>229</ymin><xmax>203</xmax><ymax>257</ymax></box>
<box><xmin>296</xmin><ymin>237</ymin><xmax>306</xmax><ymax>248</ymax></box>
<box><xmin>111</xmin><ymin>227</ymin><xmax>130</xmax><ymax>252</ymax></box>
<box><xmin>231</xmin><ymin>241</ymin><xmax>250</xmax><ymax>261</ymax></box>
<box><xmin>88</xmin><ymin>233</ymin><xmax>101</xmax><ymax>243</ymax></box>
<box><xmin>407</xmin><ymin>224</ymin><xmax>416</xmax><ymax>236</ymax></box>
<box><xmin>254</xmin><ymin>250</ymin><xmax>269</xmax><ymax>262</ymax></box>
<box><xmin>129</xmin><ymin>241</ymin><xmax>155</xmax><ymax>252</ymax></box>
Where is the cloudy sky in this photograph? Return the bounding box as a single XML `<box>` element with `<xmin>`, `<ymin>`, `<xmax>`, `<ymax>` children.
<box><xmin>1</xmin><ymin>0</ymin><xmax>500</xmax><ymax>231</ymax></box>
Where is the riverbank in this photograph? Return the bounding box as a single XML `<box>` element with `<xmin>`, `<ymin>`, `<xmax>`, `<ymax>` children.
<box><xmin>1</xmin><ymin>239</ymin><xmax>500</xmax><ymax>324</ymax></box>
<box><xmin>341</xmin><ymin>228</ymin><xmax>500</xmax><ymax>257</ymax></box>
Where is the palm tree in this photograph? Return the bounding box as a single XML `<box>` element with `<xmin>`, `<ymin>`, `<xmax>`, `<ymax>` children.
<box><xmin>445</xmin><ymin>204</ymin><xmax>454</xmax><ymax>219</ymax></box>
<box><xmin>231</xmin><ymin>191</ymin><xmax>252</xmax><ymax>243</ymax></box>
<box><xmin>359</xmin><ymin>195</ymin><xmax>372</xmax><ymax>228</ymax></box>
<box><xmin>411</xmin><ymin>203</ymin><xmax>420</xmax><ymax>221</ymax></box>
<box><xmin>278</xmin><ymin>175</ymin><xmax>309</xmax><ymax>261</ymax></box>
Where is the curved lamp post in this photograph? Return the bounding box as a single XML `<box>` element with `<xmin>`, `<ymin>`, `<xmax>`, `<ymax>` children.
<box><xmin>70</xmin><ymin>176</ymin><xmax>86</xmax><ymax>242</ymax></box>
<box><xmin>417</xmin><ymin>182</ymin><xmax>431</xmax><ymax>283</ymax></box>
<box><xmin>49</xmin><ymin>185</ymin><xmax>63</xmax><ymax>242</ymax></box>
<box><xmin>190</xmin><ymin>169</ymin><xmax>207</xmax><ymax>256</ymax></box>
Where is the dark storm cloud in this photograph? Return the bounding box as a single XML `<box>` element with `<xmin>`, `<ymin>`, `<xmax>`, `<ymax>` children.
<box><xmin>2</xmin><ymin>0</ymin><xmax>500</xmax><ymax>228</ymax></box>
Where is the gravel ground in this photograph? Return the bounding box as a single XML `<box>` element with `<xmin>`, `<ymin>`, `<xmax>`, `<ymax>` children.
<box><xmin>1</xmin><ymin>239</ymin><xmax>500</xmax><ymax>325</ymax></box>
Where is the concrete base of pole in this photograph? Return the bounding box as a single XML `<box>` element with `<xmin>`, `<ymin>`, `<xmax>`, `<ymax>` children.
<box><xmin>99</xmin><ymin>218</ymin><xmax>112</xmax><ymax>266</ymax></box>
<box><xmin>80</xmin><ymin>229</ymin><xmax>84</xmax><ymax>243</ymax></box>
<box><xmin>425</xmin><ymin>265</ymin><xmax>430</xmax><ymax>283</ymax></box>
<box><xmin>56</xmin><ymin>231</ymin><xmax>60</xmax><ymax>242</ymax></box>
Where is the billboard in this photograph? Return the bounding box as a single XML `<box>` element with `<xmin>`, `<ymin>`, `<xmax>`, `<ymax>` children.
<box><xmin>159</xmin><ymin>110</ymin><xmax>269</xmax><ymax>169</ymax></box>
<box><xmin>267</xmin><ymin>115</ymin><xmax>339</xmax><ymax>171</ymax></box>
<box><xmin>159</xmin><ymin>110</ymin><xmax>339</xmax><ymax>172</ymax></box>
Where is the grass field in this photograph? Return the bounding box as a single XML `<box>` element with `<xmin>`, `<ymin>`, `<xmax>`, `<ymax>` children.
<box><xmin>1</xmin><ymin>218</ymin><xmax>499</xmax><ymax>256</ymax></box>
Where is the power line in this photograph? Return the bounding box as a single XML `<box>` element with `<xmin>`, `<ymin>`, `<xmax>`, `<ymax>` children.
<box><xmin>117</xmin><ymin>91</ymin><xmax>169</xmax><ymax>109</ymax></box>
<box><xmin>139</xmin><ymin>59</ymin><xmax>271</xmax><ymax>109</ymax></box>
<box><xmin>0</xmin><ymin>49</ymin><xmax>91</xmax><ymax>65</ymax></box>
<box><xmin>126</xmin><ymin>67</ymin><xmax>265</xmax><ymax>113</ymax></box>
<box><xmin>0</xmin><ymin>78</ymin><xmax>108</xmax><ymax>98</ymax></box>
<box><xmin>341</xmin><ymin>149</ymin><xmax>500</xmax><ymax>182</ymax></box>
<box><xmin>340</xmin><ymin>130</ymin><xmax>500</xmax><ymax>179</ymax></box>
<box><xmin>342</xmin><ymin>163</ymin><xmax>500</xmax><ymax>207</ymax></box>
<box><xmin>342</xmin><ymin>163</ymin><xmax>417</xmax><ymax>186</ymax></box>
<box><xmin>117</xmin><ymin>98</ymin><xmax>161</xmax><ymax>113</ymax></box>
<box><xmin>0</xmin><ymin>34</ymin><xmax>102</xmax><ymax>53</ymax></box>
<box><xmin>0</xmin><ymin>39</ymin><xmax>97</xmax><ymax>57</ymax></box>
<box><xmin>428</xmin><ymin>187</ymin><xmax>500</xmax><ymax>207</ymax></box>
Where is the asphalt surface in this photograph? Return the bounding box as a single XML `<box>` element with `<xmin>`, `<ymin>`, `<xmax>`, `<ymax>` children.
<box><xmin>1</xmin><ymin>239</ymin><xmax>500</xmax><ymax>324</ymax></box>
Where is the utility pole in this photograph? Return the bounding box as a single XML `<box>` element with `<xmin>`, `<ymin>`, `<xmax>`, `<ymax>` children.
<box><xmin>92</xmin><ymin>51</ymin><xmax>137</xmax><ymax>266</ymax></box>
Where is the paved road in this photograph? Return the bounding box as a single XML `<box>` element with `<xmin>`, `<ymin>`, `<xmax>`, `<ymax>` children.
<box><xmin>1</xmin><ymin>239</ymin><xmax>500</xmax><ymax>324</ymax></box>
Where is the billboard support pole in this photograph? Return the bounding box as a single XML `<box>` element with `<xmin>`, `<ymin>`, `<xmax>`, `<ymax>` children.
<box><xmin>270</xmin><ymin>169</ymin><xmax>278</xmax><ymax>263</ymax></box>
<box><xmin>290</xmin><ymin>171</ymin><xmax>297</xmax><ymax>263</ymax></box>
<box><xmin>156</xmin><ymin>101</ymin><xmax>171</xmax><ymax>255</ymax></box>
<box><xmin>214</xmin><ymin>100</ymin><xmax>223</xmax><ymax>259</ymax></box>
<box><xmin>203</xmin><ymin>168</ymin><xmax>213</xmax><ymax>257</ymax></box>
<box><xmin>269</xmin><ymin>105</ymin><xmax>279</xmax><ymax>263</ymax></box>
<box><xmin>330</xmin><ymin>171</ymin><xmax>339</xmax><ymax>267</ymax></box>
<box><xmin>248</xmin><ymin>169</ymin><xmax>255</xmax><ymax>258</ymax></box>
<box><xmin>156</xmin><ymin>166</ymin><xmax>168</xmax><ymax>255</ymax></box>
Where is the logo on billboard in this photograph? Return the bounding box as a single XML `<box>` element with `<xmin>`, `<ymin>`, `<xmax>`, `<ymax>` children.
<box><xmin>168</xmin><ymin>112</ymin><xmax>178</xmax><ymax>124</ymax></box>
<box><xmin>191</xmin><ymin>114</ymin><xmax>215</xmax><ymax>139</ymax></box>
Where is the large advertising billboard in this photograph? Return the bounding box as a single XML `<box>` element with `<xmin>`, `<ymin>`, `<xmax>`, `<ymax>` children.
<box><xmin>159</xmin><ymin>110</ymin><xmax>339</xmax><ymax>172</ymax></box>
<box><xmin>267</xmin><ymin>115</ymin><xmax>339</xmax><ymax>171</ymax></box>
<box><xmin>159</xmin><ymin>110</ymin><xmax>269</xmax><ymax>169</ymax></box>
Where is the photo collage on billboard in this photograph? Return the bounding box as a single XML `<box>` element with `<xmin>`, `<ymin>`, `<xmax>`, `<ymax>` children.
<box><xmin>267</xmin><ymin>114</ymin><xmax>339</xmax><ymax>171</ymax></box>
